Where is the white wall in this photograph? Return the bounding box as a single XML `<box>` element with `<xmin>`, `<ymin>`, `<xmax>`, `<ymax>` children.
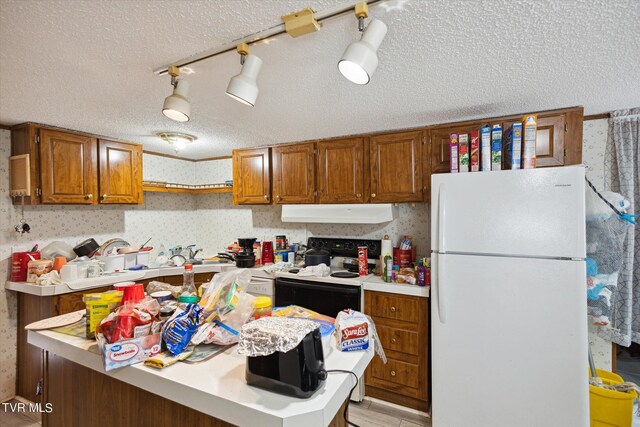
<box><xmin>581</xmin><ymin>118</ymin><xmax>612</xmax><ymax>370</ymax></box>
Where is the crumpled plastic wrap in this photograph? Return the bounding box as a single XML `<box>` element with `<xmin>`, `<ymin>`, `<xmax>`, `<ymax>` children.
<box><xmin>296</xmin><ymin>264</ymin><xmax>330</xmax><ymax>277</ymax></box>
<box><xmin>237</xmin><ymin>317</ymin><xmax>319</xmax><ymax>357</ymax></box>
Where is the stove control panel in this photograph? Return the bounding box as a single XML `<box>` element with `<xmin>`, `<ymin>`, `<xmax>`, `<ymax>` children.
<box><xmin>307</xmin><ymin>237</ymin><xmax>381</xmax><ymax>258</ymax></box>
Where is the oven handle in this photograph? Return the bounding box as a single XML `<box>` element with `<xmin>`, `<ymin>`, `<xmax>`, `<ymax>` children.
<box><xmin>275</xmin><ymin>279</ymin><xmax>360</xmax><ymax>295</ymax></box>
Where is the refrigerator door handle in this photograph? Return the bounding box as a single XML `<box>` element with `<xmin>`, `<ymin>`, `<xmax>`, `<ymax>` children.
<box><xmin>436</xmin><ymin>254</ymin><xmax>447</xmax><ymax>323</ymax></box>
<box><xmin>438</xmin><ymin>184</ymin><xmax>446</xmax><ymax>253</ymax></box>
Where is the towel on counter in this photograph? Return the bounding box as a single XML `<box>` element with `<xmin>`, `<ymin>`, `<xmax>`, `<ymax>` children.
<box><xmin>296</xmin><ymin>264</ymin><xmax>330</xmax><ymax>277</ymax></box>
<box><xmin>35</xmin><ymin>270</ymin><xmax>64</xmax><ymax>286</ymax></box>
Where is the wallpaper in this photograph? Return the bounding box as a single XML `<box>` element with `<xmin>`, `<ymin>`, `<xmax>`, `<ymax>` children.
<box><xmin>194</xmin><ymin>158</ymin><xmax>233</xmax><ymax>185</ymax></box>
<box><xmin>142</xmin><ymin>153</ymin><xmax>195</xmax><ymax>184</ymax></box>
<box><xmin>0</xmin><ymin>120</ymin><xmax>612</xmax><ymax>400</ymax></box>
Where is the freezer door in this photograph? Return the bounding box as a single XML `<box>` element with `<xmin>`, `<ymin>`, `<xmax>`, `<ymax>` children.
<box><xmin>431</xmin><ymin>166</ymin><xmax>586</xmax><ymax>259</ymax></box>
<box><xmin>430</xmin><ymin>253</ymin><xmax>589</xmax><ymax>427</ymax></box>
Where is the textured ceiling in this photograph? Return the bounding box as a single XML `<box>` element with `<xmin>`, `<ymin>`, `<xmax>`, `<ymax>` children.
<box><xmin>0</xmin><ymin>0</ymin><xmax>639</xmax><ymax>159</ymax></box>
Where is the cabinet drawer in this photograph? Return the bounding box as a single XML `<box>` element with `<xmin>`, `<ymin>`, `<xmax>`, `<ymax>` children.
<box><xmin>377</xmin><ymin>324</ymin><xmax>419</xmax><ymax>356</ymax></box>
<box><xmin>370</xmin><ymin>356</ymin><xmax>419</xmax><ymax>389</ymax></box>
<box><xmin>368</xmin><ymin>293</ymin><xmax>419</xmax><ymax>323</ymax></box>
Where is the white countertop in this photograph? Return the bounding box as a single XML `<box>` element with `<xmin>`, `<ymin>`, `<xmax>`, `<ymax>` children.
<box><xmin>28</xmin><ymin>326</ymin><xmax>373</xmax><ymax>427</ymax></box>
<box><xmin>6</xmin><ymin>263</ymin><xmax>428</xmax><ymax>298</ymax></box>
<box><xmin>362</xmin><ymin>275</ymin><xmax>430</xmax><ymax>298</ymax></box>
<box><xmin>5</xmin><ymin>263</ymin><xmax>275</xmax><ymax>296</ymax></box>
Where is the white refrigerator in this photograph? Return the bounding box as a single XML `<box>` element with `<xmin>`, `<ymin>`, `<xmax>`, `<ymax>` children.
<box><xmin>430</xmin><ymin>166</ymin><xmax>589</xmax><ymax>427</ymax></box>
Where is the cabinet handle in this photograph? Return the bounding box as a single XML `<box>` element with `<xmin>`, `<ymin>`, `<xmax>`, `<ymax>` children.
<box><xmin>391</xmin><ymin>338</ymin><xmax>397</xmax><ymax>344</ymax></box>
<box><xmin>85</xmin><ymin>194</ymin><xmax>93</xmax><ymax>200</ymax></box>
<box><xmin>390</xmin><ymin>306</ymin><xmax>396</xmax><ymax>312</ymax></box>
<box><xmin>276</xmin><ymin>195</ymin><xmax>281</xmax><ymax>200</ymax></box>
<box><xmin>371</xmin><ymin>193</ymin><xmax>376</xmax><ymax>198</ymax></box>
<box><xmin>356</xmin><ymin>193</ymin><xmax>362</xmax><ymax>198</ymax></box>
<box><xmin>263</xmin><ymin>195</ymin><xmax>269</xmax><ymax>200</ymax></box>
<box><xmin>101</xmin><ymin>194</ymin><xmax>107</xmax><ymax>200</ymax></box>
<box><xmin>390</xmin><ymin>370</ymin><xmax>396</xmax><ymax>377</ymax></box>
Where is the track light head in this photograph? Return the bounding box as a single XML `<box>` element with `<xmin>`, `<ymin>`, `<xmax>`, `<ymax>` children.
<box><xmin>338</xmin><ymin>18</ymin><xmax>387</xmax><ymax>85</ymax></box>
<box><xmin>162</xmin><ymin>66</ymin><xmax>191</xmax><ymax>122</ymax></box>
<box><xmin>226</xmin><ymin>46</ymin><xmax>262</xmax><ymax>107</ymax></box>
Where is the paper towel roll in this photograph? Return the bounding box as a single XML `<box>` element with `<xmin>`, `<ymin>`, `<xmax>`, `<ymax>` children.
<box><xmin>381</xmin><ymin>238</ymin><xmax>393</xmax><ymax>258</ymax></box>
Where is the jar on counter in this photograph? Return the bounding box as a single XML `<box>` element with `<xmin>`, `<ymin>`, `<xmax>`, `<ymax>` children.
<box><xmin>252</xmin><ymin>296</ymin><xmax>272</xmax><ymax>320</ymax></box>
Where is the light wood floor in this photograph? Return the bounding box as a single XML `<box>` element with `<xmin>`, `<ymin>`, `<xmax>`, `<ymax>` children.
<box><xmin>0</xmin><ymin>396</ymin><xmax>431</xmax><ymax>426</ymax></box>
<box><xmin>0</xmin><ymin>399</ymin><xmax>41</xmax><ymax>427</ymax></box>
<box><xmin>349</xmin><ymin>398</ymin><xmax>431</xmax><ymax>427</ymax></box>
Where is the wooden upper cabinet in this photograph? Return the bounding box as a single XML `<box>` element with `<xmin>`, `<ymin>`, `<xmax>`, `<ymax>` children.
<box><xmin>272</xmin><ymin>143</ymin><xmax>316</xmax><ymax>204</ymax></box>
<box><xmin>316</xmin><ymin>137</ymin><xmax>366</xmax><ymax>203</ymax></box>
<box><xmin>98</xmin><ymin>139</ymin><xmax>143</xmax><ymax>204</ymax></box>
<box><xmin>430</xmin><ymin>124</ymin><xmax>479</xmax><ymax>174</ymax></box>
<box><xmin>429</xmin><ymin>107</ymin><xmax>583</xmax><ymax>175</ymax></box>
<box><xmin>370</xmin><ymin>131</ymin><xmax>424</xmax><ymax>203</ymax></box>
<box><xmin>232</xmin><ymin>147</ymin><xmax>271</xmax><ymax>205</ymax></box>
<box><xmin>39</xmin><ymin>128</ymin><xmax>97</xmax><ymax>204</ymax></box>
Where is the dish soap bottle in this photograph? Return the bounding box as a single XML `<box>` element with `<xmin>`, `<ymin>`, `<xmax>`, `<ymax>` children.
<box><xmin>179</xmin><ymin>264</ymin><xmax>197</xmax><ymax>303</ymax></box>
<box><xmin>417</xmin><ymin>259</ymin><xmax>426</xmax><ymax>287</ymax></box>
<box><xmin>383</xmin><ymin>253</ymin><xmax>392</xmax><ymax>283</ymax></box>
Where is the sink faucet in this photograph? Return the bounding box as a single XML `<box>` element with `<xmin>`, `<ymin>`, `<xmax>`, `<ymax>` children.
<box><xmin>186</xmin><ymin>245</ymin><xmax>203</xmax><ymax>263</ymax></box>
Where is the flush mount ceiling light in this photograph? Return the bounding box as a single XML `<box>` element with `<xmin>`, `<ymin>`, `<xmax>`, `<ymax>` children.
<box><xmin>338</xmin><ymin>3</ymin><xmax>388</xmax><ymax>85</ymax></box>
<box><xmin>157</xmin><ymin>132</ymin><xmax>197</xmax><ymax>153</ymax></box>
<box><xmin>226</xmin><ymin>43</ymin><xmax>263</xmax><ymax>107</ymax></box>
<box><xmin>162</xmin><ymin>66</ymin><xmax>191</xmax><ymax>122</ymax></box>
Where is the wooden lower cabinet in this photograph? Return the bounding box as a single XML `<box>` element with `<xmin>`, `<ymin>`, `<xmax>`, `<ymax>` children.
<box><xmin>16</xmin><ymin>286</ymin><xmax>112</xmax><ymax>403</ymax></box>
<box><xmin>364</xmin><ymin>290</ymin><xmax>429</xmax><ymax>412</ymax></box>
<box><xmin>43</xmin><ymin>353</ymin><xmax>349</xmax><ymax>427</ymax></box>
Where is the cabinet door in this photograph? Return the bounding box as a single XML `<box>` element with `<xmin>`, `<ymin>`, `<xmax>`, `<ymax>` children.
<box><xmin>39</xmin><ymin>128</ymin><xmax>97</xmax><ymax>204</ymax></box>
<box><xmin>370</xmin><ymin>131</ymin><xmax>424</xmax><ymax>203</ymax></box>
<box><xmin>316</xmin><ymin>137</ymin><xmax>365</xmax><ymax>203</ymax></box>
<box><xmin>98</xmin><ymin>139</ymin><xmax>143</xmax><ymax>204</ymax></box>
<box><xmin>232</xmin><ymin>148</ymin><xmax>271</xmax><ymax>205</ymax></box>
<box><xmin>430</xmin><ymin>125</ymin><xmax>480</xmax><ymax>174</ymax></box>
<box><xmin>272</xmin><ymin>143</ymin><xmax>316</xmax><ymax>204</ymax></box>
<box><xmin>534</xmin><ymin>114</ymin><xmax>566</xmax><ymax>168</ymax></box>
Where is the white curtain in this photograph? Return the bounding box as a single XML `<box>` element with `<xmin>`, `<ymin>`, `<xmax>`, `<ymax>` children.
<box><xmin>603</xmin><ymin>107</ymin><xmax>640</xmax><ymax>346</ymax></box>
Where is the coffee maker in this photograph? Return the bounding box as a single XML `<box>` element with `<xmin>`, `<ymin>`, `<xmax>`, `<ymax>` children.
<box><xmin>236</xmin><ymin>238</ymin><xmax>257</xmax><ymax>268</ymax></box>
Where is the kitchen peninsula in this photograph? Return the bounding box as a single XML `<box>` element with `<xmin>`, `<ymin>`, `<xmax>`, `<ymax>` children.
<box><xmin>29</xmin><ymin>322</ymin><xmax>373</xmax><ymax>427</ymax></box>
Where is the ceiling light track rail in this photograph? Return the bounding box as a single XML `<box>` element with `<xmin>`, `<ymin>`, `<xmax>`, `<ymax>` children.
<box><xmin>153</xmin><ymin>0</ymin><xmax>382</xmax><ymax>76</ymax></box>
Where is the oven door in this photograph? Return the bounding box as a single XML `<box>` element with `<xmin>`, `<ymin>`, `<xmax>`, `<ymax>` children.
<box><xmin>275</xmin><ymin>278</ymin><xmax>361</xmax><ymax>318</ymax></box>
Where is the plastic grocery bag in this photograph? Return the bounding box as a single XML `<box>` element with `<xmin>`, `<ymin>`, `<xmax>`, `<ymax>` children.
<box><xmin>192</xmin><ymin>270</ymin><xmax>256</xmax><ymax>346</ymax></box>
<box><xmin>585</xmin><ymin>182</ymin><xmax>634</xmax><ymax>327</ymax></box>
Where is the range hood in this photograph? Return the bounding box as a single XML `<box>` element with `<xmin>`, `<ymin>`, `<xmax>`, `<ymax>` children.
<box><xmin>281</xmin><ymin>204</ymin><xmax>398</xmax><ymax>224</ymax></box>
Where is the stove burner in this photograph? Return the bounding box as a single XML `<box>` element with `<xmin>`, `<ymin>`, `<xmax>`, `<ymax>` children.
<box><xmin>330</xmin><ymin>271</ymin><xmax>359</xmax><ymax>279</ymax></box>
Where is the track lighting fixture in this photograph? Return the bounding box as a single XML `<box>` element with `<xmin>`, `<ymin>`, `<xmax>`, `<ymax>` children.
<box><xmin>338</xmin><ymin>3</ymin><xmax>387</xmax><ymax>85</ymax></box>
<box><xmin>162</xmin><ymin>66</ymin><xmax>191</xmax><ymax>122</ymax></box>
<box><xmin>226</xmin><ymin>43</ymin><xmax>263</xmax><ymax>107</ymax></box>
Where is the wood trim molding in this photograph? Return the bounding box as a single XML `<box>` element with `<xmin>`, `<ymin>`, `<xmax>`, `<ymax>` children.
<box><xmin>584</xmin><ymin>113</ymin><xmax>610</xmax><ymax>121</ymax></box>
<box><xmin>0</xmin><ymin>123</ymin><xmax>11</xmax><ymax>130</ymax></box>
<box><xmin>197</xmin><ymin>155</ymin><xmax>233</xmax><ymax>162</ymax></box>
<box><xmin>142</xmin><ymin>150</ymin><xmax>196</xmax><ymax>162</ymax></box>
<box><xmin>142</xmin><ymin>151</ymin><xmax>232</xmax><ymax>163</ymax></box>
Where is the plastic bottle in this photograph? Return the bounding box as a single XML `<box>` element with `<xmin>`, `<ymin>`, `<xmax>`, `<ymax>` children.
<box><xmin>383</xmin><ymin>253</ymin><xmax>392</xmax><ymax>283</ymax></box>
<box><xmin>417</xmin><ymin>259</ymin><xmax>426</xmax><ymax>287</ymax></box>
<box><xmin>179</xmin><ymin>264</ymin><xmax>197</xmax><ymax>303</ymax></box>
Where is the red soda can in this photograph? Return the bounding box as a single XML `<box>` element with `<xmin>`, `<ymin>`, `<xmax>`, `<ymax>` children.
<box><xmin>358</xmin><ymin>246</ymin><xmax>368</xmax><ymax>276</ymax></box>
